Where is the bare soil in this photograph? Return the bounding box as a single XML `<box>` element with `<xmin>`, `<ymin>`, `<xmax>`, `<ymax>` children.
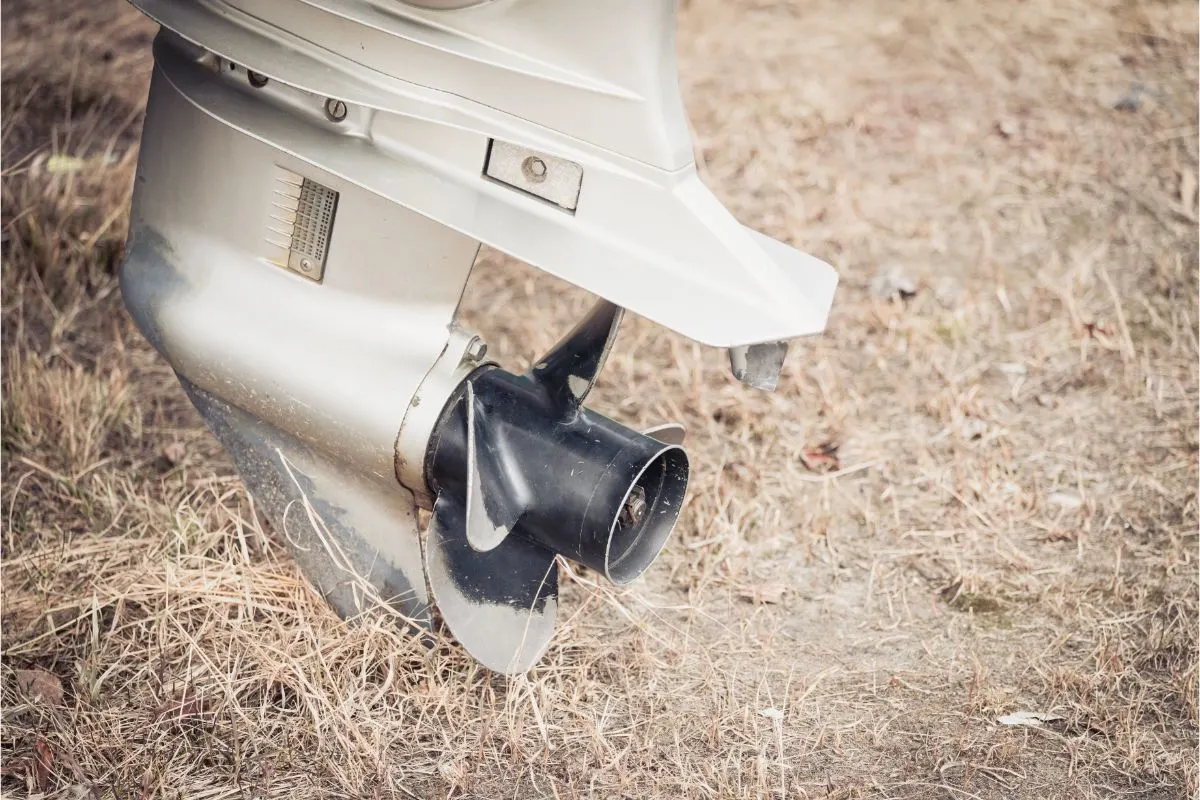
<box><xmin>2</xmin><ymin>1</ymin><xmax>1197</xmax><ymax>797</ymax></box>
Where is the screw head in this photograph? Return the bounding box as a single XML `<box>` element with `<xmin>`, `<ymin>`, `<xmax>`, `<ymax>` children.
<box><xmin>247</xmin><ymin>70</ymin><xmax>268</xmax><ymax>88</ymax></box>
<box><xmin>521</xmin><ymin>156</ymin><xmax>548</xmax><ymax>183</ymax></box>
<box><xmin>299</xmin><ymin>258</ymin><xmax>314</xmax><ymax>273</ymax></box>
<box><xmin>324</xmin><ymin>98</ymin><xmax>348</xmax><ymax>122</ymax></box>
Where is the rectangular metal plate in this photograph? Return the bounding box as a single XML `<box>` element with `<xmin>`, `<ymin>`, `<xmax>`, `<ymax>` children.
<box><xmin>483</xmin><ymin>140</ymin><xmax>582</xmax><ymax>212</ymax></box>
<box><xmin>265</xmin><ymin>166</ymin><xmax>338</xmax><ymax>281</ymax></box>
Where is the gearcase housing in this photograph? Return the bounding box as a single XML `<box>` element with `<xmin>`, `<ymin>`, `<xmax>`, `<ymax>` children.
<box><xmin>120</xmin><ymin>0</ymin><xmax>838</xmax><ymax>673</ymax></box>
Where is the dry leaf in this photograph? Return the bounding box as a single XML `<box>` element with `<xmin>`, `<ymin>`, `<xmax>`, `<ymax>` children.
<box><xmin>800</xmin><ymin>441</ymin><xmax>840</xmax><ymax>473</ymax></box>
<box><xmin>34</xmin><ymin>736</ymin><xmax>54</xmax><ymax>792</ymax></box>
<box><xmin>758</xmin><ymin>708</ymin><xmax>784</xmax><ymax>721</ymax></box>
<box><xmin>15</xmin><ymin>669</ymin><xmax>64</xmax><ymax>707</ymax></box>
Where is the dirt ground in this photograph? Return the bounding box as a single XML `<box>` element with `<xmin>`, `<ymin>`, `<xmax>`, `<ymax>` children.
<box><xmin>2</xmin><ymin>0</ymin><xmax>1197</xmax><ymax>797</ymax></box>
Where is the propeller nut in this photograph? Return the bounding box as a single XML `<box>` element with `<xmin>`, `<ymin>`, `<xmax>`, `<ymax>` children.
<box><xmin>619</xmin><ymin>486</ymin><xmax>648</xmax><ymax>528</ymax></box>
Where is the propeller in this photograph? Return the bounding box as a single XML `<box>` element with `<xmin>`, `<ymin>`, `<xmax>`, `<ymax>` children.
<box><xmin>421</xmin><ymin>301</ymin><xmax>689</xmax><ymax>673</ymax></box>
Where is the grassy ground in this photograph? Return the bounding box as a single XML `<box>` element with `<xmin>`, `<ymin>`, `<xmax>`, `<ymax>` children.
<box><xmin>2</xmin><ymin>0</ymin><xmax>1197</xmax><ymax>797</ymax></box>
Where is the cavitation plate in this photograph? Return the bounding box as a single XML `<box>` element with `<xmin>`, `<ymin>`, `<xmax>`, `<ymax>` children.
<box><xmin>265</xmin><ymin>166</ymin><xmax>338</xmax><ymax>281</ymax></box>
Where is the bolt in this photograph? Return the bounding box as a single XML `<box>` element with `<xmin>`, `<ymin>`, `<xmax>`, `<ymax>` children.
<box><xmin>619</xmin><ymin>486</ymin><xmax>648</xmax><ymax>528</ymax></box>
<box><xmin>464</xmin><ymin>336</ymin><xmax>488</xmax><ymax>363</ymax></box>
<box><xmin>521</xmin><ymin>156</ymin><xmax>548</xmax><ymax>183</ymax></box>
<box><xmin>247</xmin><ymin>70</ymin><xmax>269</xmax><ymax>88</ymax></box>
<box><xmin>299</xmin><ymin>258</ymin><xmax>314</xmax><ymax>273</ymax></box>
<box><xmin>324</xmin><ymin>98</ymin><xmax>348</xmax><ymax>122</ymax></box>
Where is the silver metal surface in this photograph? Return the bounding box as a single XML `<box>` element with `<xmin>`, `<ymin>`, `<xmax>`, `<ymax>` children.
<box><xmin>126</xmin><ymin>60</ymin><xmax>480</xmax><ymax>479</ymax></box>
<box><xmin>464</xmin><ymin>380</ymin><xmax>525</xmax><ymax>552</ymax></box>
<box><xmin>395</xmin><ymin>328</ymin><xmax>486</xmax><ymax>508</ymax></box>
<box><xmin>424</xmin><ymin>495</ymin><xmax>558</xmax><ymax>674</ymax></box>
<box><xmin>728</xmin><ymin>341</ymin><xmax>790</xmax><ymax>392</ymax></box>
<box><xmin>642</xmin><ymin>422</ymin><xmax>686</xmax><ymax>445</ymax></box>
<box><xmin>484</xmin><ymin>140</ymin><xmax>583</xmax><ymax>211</ymax></box>
<box><xmin>221</xmin><ymin>0</ymin><xmax>693</xmax><ymax>169</ymax></box>
<box><xmin>129</xmin><ymin>2</ymin><xmax>838</xmax><ymax>348</ymax></box>
<box><xmin>401</xmin><ymin>0</ymin><xmax>496</xmax><ymax>8</ymax></box>
<box><xmin>182</xmin><ymin>378</ymin><xmax>430</xmax><ymax>625</ymax></box>
<box><xmin>122</xmin><ymin>49</ymin><xmax>478</xmax><ymax>620</ymax></box>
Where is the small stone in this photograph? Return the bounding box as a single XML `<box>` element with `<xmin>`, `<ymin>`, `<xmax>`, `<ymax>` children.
<box><xmin>1111</xmin><ymin>82</ymin><xmax>1149</xmax><ymax>112</ymax></box>
<box><xmin>997</xmin><ymin>118</ymin><xmax>1019</xmax><ymax>137</ymax></box>
<box><xmin>870</xmin><ymin>265</ymin><xmax>918</xmax><ymax>301</ymax></box>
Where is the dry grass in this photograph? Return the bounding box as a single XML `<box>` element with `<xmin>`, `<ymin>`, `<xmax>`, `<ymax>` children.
<box><xmin>2</xmin><ymin>0</ymin><xmax>1197</xmax><ymax>797</ymax></box>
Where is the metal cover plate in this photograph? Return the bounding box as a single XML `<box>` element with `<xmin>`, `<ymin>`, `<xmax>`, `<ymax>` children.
<box><xmin>483</xmin><ymin>140</ymin><xmax>582</xmax><ymax>212</ymax></box>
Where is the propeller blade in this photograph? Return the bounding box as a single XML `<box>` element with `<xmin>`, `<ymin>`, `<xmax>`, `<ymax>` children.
<box><xmin>465</xmin><ymin>381</ymin><xmax>527</xmax><ymax>552</ymax></box>
<box><xmin>642</xmin><ymin>422</ymin><xmax>686</xmax><ymax>445</ymax></box>
<box><xmin>530</xmin><ymin>299</ymin><xmax>623</xmax><ymax>408</ymax></box>
<box><xmin>425</xmin><ymin>495</ymin><xmax>559</xmax><ymax>674</ymax></box>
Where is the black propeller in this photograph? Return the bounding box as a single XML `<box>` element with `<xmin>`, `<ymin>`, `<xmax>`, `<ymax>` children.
<box><xmin>421</xmin><ymin>301</ymin><xmax>689</xmax><ymax>673</ymax></box>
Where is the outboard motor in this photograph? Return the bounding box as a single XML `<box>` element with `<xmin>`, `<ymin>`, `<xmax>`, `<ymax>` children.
<box><xmin>120</xmin><ymin>0</ymin><xmax>838</xmax><ymax>673</ymax></box>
